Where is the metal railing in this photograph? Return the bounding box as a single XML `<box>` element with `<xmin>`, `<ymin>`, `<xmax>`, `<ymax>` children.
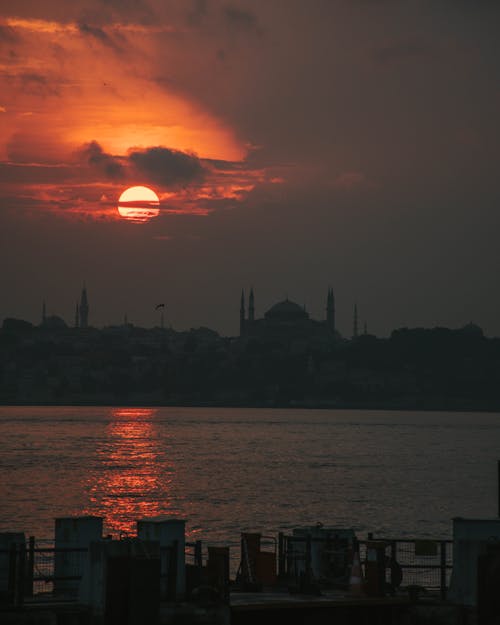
<box><xmin>277</xmin><ymin>531</ymin><xmax>453</xmax><ymax>598</ymax></box>
<box><xmin>359</xmin><ymin>538</ymin><xmax>453</xmax><ymax>599</ymax></box>
<box><xmin>1</xmin><ymin>537</ymin><xmax>183</xmax><ymax>605</ymax></box>
<box><xmin>1</xmin><ymin>533</ymin><xmax>454</xmax><ymax>606</ymax></box>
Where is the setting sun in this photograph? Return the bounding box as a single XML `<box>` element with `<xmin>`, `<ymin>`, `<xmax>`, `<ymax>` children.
<box><xmin>118</xmin><ymin>186</ymin><xmax>160</xmax><ymax>223</ymax></box>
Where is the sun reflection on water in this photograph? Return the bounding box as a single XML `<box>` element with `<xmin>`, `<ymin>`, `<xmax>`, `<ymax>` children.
<box><xmin>82</xmin><ymin>407</ymin><xmax>178</xmax><ymax>534</ymax></box>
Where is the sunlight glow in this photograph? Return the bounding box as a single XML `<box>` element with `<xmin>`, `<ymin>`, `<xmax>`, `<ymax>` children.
<box><xmin>118</xmin><ymin>186</ymin><xmax>160</xmax><ymax>223</ymax></box>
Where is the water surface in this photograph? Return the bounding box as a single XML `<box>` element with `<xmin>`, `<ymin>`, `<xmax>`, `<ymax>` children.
<box><xmin>1</xmin><ymin>406</ymin><xmax>498</xmax><ymax>546</ymax></box>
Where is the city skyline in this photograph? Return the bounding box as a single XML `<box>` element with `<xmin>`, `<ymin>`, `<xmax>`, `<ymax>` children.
<box><xmin>7</xmin><ymin>282</ymin><xmax>490</xmax><ymax>339</ymax></box>
<box><xmin>1</xmin><ymin>2</ymin><xmax>500</xmax><ymax>336</ymax></box>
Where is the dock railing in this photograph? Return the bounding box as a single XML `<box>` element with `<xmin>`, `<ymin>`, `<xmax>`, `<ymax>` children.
<box><xmin>278</xmin><ymin>532</ymin><xmax>453</xmax><ymax>598</ymax></box>
<box><xmin>0</xmin><ymin>538</ymin><xmax>87</xmax><ymax>603</ymax></box>
<box><xmin>2</xmin><ymin>534</ymin><xmax>454</xmax><ymax>605</ymax></box>
<box><xmin>359</xmin><ymin>537</ymin><xmax>453</xmax><ymax>599</ymax></box>
<box><xmin>1</xmin><ymin>537</ymin><xmax>189</xmax><ymax>605</ymax></box>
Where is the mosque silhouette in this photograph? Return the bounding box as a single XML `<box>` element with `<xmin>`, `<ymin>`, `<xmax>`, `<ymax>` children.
<box><xmin>239</xmin><ymin>288</ymin><xmax>346</xmax><ymax>341</ymax></box>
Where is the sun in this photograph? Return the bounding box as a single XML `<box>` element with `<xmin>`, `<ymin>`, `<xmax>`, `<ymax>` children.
<box><xmin>118</xmin><ymin>186</ymin><xmax>160</xmax><ymax>222</ymax></box>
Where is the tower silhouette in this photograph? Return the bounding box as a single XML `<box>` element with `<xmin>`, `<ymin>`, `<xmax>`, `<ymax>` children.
<box><xmin>353</xmin><ymin>303</ymin><xmax>358</xmax><ymax>339</ymax></box>
<box><xmin>248</xmin><ymin>288</ymin><xmax>255</xmax><ymax>323</ymax></box>
<box><xmin>41</xmin><ymin>300</ymin><xmax>46</xmax><ymax>326</ymax></box>
<box><xmin>75</xmin><ymin>302</ymin><xmax>79</xmax><ymax>328</ymax></box>
<box><xmin>326</xmin><ymin>288</ymin><xmax>335</xmax><ymax>333</ymax></box>
<box><xmin>240</xmin><ymin>289</ymin><xmax>245</xmax><ymax>337</ymax></box>
<box><xmin>80</xmin><ymin>285</ymin><xmax>89</xmax><ymax>329</ymax></box>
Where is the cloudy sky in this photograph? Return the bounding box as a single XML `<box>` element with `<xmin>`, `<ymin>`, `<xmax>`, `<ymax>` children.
<box><xmin>1</xmin><ymin>0</ymin><xmax>499</xmax><ymax>336</ymax></box>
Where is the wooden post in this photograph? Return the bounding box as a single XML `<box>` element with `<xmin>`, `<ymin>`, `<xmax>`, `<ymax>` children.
<box><xmin>26</xmin><ymin>537</ymin><xmax>34</xmax><ymax>597</ymax></box>
<box><xmin>305</xmin><ymin>534</ymin><xmax>312</xmax><ymax>585</ymax></box>
<box><xmin>498</xmin><ymin>460</ymin><xmax>500</xmax><ymax>518</ymax></box>
<box><xmin>194</xmin><ymin>540</ymin><xmax>202</xmax><ymax>568</ymax></box>
<box><xmin>440</xmin><ymin>541</ymin><xmax>447</xmax><ymax>601</ymax></box>
<box><xmin>167</xmin><ymin>541</ymin><xmax>178</xmax><ymax>602</ymax></box>
<box><xmin>8</xmin><ymin>543</ymin><xmax>16</xmax><ymax>605</ymax></box>
<box><xmin>207</xmin><ymin>547</ymin><xmax>230</xmax><ymax>603</ymax></box>
<box><xmin>278</xmin><ymin>532</ymin><xmax>285</xmax><ymax>578</ymax></box>
<box><xmin>17</xmin><ymin>543</ymin><xmax>25</xmax><ymax>607</ymax></box>
<box><xmin>390</xmin><ymin>541</ymin><xmax>396</xmax><ymax>589</ymax></box>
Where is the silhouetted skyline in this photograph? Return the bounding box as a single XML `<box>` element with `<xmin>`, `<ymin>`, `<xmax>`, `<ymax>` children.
<box><xmin>1</xmin><ymin>307</ymin><xmax>494</xmax><ymax>410</ymax></box>
<box><xmin>12</xmin><ymin>284</ymin><xmax>490</xmax><ymax>341</ymax></box>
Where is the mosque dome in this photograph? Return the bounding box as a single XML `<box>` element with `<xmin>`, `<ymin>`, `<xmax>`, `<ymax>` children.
<box><xmin>264</xmin><ymin>299</ymin><xmax>309</xmax><ymax>321</ymax></box>
<box><xmin>459</xmin><ymin>322</ymin><xmax>483</xmax><ymax>337</ymax></box>
<box><xmin>43</xmin><ymin>315</ymin><xmax>68</xmax><ymax>330</ymax></box>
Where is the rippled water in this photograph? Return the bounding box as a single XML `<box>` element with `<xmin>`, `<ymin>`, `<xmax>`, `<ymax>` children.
<box><xmin>1</xmin><ymin>406</ymin><xmax>499</xmax><ymax>548</ymax></box>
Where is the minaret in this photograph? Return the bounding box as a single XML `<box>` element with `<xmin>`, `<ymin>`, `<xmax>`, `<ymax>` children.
<box><xmin>239</xmin><ymin>289</ymin><xmax>245</xmax><ymax>337</ymax></box>
<box><xmin>80</xmin><ymin>285</ymin><xmax>89</xmax><ymax>329</ymax></box>
<box><xmin>248</xmin><ymin>288</ymin><xmax>255</xmax><ymax>323</ymax></box>
<box><xmin>326</xmin><ymin>288</ymin><xmax>335</xmax><ymax>333</ymax></box>
<box><xmin>353</xmin><ymin>303</ymin><xmax>358</xmax><ymax>339</ymax></box>
<box><xmin>42</xmin><ymin>300</ymin><xmax>46</xmax><ymax>326</ymax></box>
<box><xmin>75</xmin><ymin>302</ymin><xmax>79</xmax><ymax>328</ymax></box>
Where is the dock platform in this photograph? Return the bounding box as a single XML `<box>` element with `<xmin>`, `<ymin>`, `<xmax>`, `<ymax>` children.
<box><xmin>231</xmin><ymin>591</ymin><xmax>409</xmax><ymax>625</ymax></box>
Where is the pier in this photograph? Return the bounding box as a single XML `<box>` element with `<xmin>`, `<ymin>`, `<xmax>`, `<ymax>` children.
<box><xmin>2</xmin><ymin>516</ymin><xmax>498</xmax><ymax>625</ymax></box>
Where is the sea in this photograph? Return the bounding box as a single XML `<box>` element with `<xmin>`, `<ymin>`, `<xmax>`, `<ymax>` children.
<box><xmin>1</xmin><ymin>406</ymin><xmax>499</xmax><ymax>549</ymax></box>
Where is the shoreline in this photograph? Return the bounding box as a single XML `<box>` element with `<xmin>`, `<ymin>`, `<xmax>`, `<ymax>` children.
<box><xmin>1</xmin><ymin>398</ymin><xmax>499</xmax><ymax>413</ymax></box>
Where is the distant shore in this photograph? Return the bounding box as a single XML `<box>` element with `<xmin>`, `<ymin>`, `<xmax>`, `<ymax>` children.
<box><xmin>1</xmin><ymin>398</ymin><xmax>499</xmax><ymax>413</ymax></box>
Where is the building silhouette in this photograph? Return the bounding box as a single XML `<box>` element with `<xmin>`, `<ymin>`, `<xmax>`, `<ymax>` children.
<box><xmin>326</xmin><ymin>288</ymin><xmax>335</xmax><ymax>333</ymax></box>
<box><xmin>40</xmin><ymin>299</ymin><xmax>67</xmax><ymax>329</ymax></box>
<box><xmin>240</xmin><ymin>289</ymin><xmax>245</xmax><ymax>337</ymax></box>
<box><xmin>76</xmin><ymin>284</ymin><xmax>89</xmax><ymax>328</ymax></box>
<box><xmin>239</xmin><ymin>289</ymin><xmax>340</xmax><ymax>341</ymax></box>
<box><xmin>249</xmin><ymin>288</ymin><xmax>255</xmax><ymax>323</ymax></box>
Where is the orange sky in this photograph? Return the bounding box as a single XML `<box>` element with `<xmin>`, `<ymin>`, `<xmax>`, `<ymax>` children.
<box><xmin>0</xmin><ymin>17</ymin><xmax>245</xmax><ymax>162</ymax></box>
<box><xmin>1</xmin><ymin>1</ymin><xmax>500</xmax><ymax>335</ymax></box>
<box><xmin>0</xmin><ymin>11</ymin><xmax>279</xmax><ymax>222</ymax></box>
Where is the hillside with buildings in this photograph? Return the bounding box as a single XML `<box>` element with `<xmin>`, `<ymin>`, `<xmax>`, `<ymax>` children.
<box><xmin>1</xmin><ymin>288</ymin><xmax>498</xmax><ymax>410</ymax></box>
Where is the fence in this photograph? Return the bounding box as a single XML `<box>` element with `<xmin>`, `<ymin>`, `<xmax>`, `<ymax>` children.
<box><xmin>1</xmin><ymin>534</ymin><xmax>454</xmax><ymax>605</ymax></box>
<box><xmin>359</xmin><ymin>537</ymin><xmax>453</xmax><ymax>599</ymax></box>
<box><xmin>1</xmin><ymin>538</ymin><xmax>182</xmax><ymax>606</ymax></box>
<box><xmin>278</xmin><ymin>532</ymin><xmax>453</xmax><ymax>598</ymax></box>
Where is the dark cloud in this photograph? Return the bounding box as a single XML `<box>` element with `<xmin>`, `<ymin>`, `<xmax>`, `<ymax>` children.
<box><xmin>372</xmin><ymin>41</ymin><xmax>431</xmax><ymax>64</ymax></box>
<box><xmin>78</xmin><ymin>23</ymin><xmax>125</xmax><ymax>52</ymax></box>
<box><xmin>222</xmin><ymin>6</ymin><xmax>261</xmax><ymax>34</ymax></box>
<box><xmin>216</xmin><ymin>48</ymin><xmax>226</xmax><ymax>61</ymax></box>
<box><xmin>78</xmin><ymin>22</ymin><xmax>111</xmax><ymax>43</ymax></box>
<box><xmin>0</xmin><ymin>24</ymin><xmax>20</xmax><ymax>44</ymax></box>
<box><xmin>205</xmin><ymin>158</ymin><xmax>243</xmax><ymax>171</ymax></box>
<box><xmin>440</xmin><ymin>0</ymin><xmax>500</xmax><ymax>10</ymax></box>
<box><xmin>80</xmin><ymin>141</ymin><xmax>124</xmax><ymax>179</ymax></box>
<box><xmin>99</xmin><ymin>0</ymin><xmax>149</xmax><ymax>6</ymax></box>
<box><xmin>16</xmin><ymin>72</ymin><xmax>60</xmax><ymax>97</ymax></box>
<box><xmin>0</xmin><ymin>161</ymin><xmax>76</xmax><ymax>183</ymax></box>
<box><xmin>129</xmin><ymin>146</ymin><xmax>205</xmax><ymax>187</ymax></box>
<box><xmin>93</xmin><ymin>0</ymin><xmax>156</xmax><ymax>24</ymax></box>
<box><xmin>187</xmin><ymin>0</ymin><xmax>208</xmax><ymax>26</ymax></box>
